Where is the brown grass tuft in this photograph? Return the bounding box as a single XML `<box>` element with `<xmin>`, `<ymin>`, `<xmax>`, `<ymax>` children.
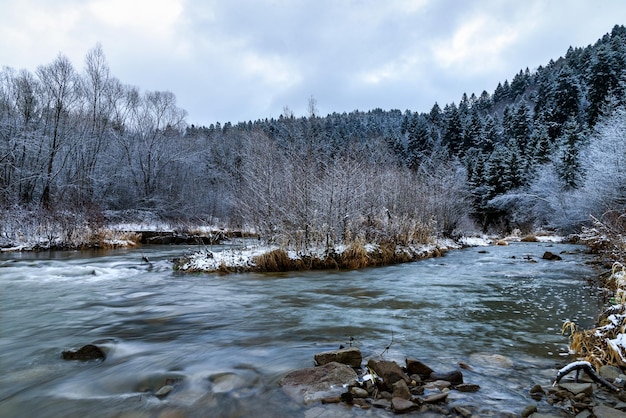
<box><xmin>340</xmin><ymin>241</ymin><xmax>369</xmax><ymax>269</ymax></box>
<box><xmin>253</xmin><ymin>249</ymin><xmax>293</xmax><ymax>272</ymax></box>
<box><xmin>520</xmin><ymin>234</ymin><xmax>538</xmax><ymax>242</ymax></box>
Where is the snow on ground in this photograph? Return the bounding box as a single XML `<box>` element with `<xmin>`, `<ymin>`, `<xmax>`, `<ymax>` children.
<box><xmin>535</xmin><ymin>235</ymin><xmax>565</xmax><ymax>243</ymax></box>
<box><xmin>175</xmin><ymin>238</ymin><xmax>467</xmax><ymax>273</ymax></box>
<box><xmin>458</xmin><ymin>236</ymin><xmax>491</xmax><ymax>247</ymax></box>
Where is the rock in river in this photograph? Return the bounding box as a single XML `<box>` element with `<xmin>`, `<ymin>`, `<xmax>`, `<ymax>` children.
<box><xmin>62</xmin><ymin>344</ymin><xmax>106</xmax><ymax>361</ymax></box>
<box><xmin>279</xmin><ymin>361</ymin><xmax>357</xmax><ymax>404</ymax></box>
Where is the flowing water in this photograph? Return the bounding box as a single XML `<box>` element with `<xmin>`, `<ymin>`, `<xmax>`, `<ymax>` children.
<box><xmin>0</xmin><ymin>241</ymin><xmax>602</xmax><ymax>417</ymax></box>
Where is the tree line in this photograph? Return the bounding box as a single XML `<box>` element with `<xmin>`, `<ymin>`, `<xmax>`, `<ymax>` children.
<box><xmin>1</xmin><ymin>26</ymin><xmax>625</xmax><ymax>247</ymax></box>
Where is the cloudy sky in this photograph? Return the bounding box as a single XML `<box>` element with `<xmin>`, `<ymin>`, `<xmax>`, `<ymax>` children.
<box><xmin>1</xmin><ymin>0</ymin><xmax>625</xmax><ymax>126</ymax></box>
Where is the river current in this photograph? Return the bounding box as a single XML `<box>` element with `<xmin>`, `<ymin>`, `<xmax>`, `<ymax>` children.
<box><xmin>0</xmin><ymin>241</ymin><xmax>601</xmax><ymax>417</ymax></box>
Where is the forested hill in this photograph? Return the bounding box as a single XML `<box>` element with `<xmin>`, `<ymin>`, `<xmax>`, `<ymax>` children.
<box><xmin>1</xmin><ymin>25</ymin><xmax>625</xmax><ymax>244</ymax></box>
<box><xmin>186</xmin><ymin>24</ymin><xmax>626</xmax><ymax>232</ymax></box>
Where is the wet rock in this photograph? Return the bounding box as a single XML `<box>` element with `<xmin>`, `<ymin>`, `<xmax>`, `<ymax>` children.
<box><xmin>279</xmin><ymin>361</ymin><xmax>358</xmax><ymax>404</ymax></box>
<box><xmin>154</xmin><ymin>385</ymin><xmax>174</xmax><ymax>398</ymax></box>
<box><xmin>320</xmin><ymin>396</ymin><xmax>342</xmax><ymax>404</ymax></box>
<box><xmin>576</xmin><ymin>410</ymin><xmax>592</xmax><ymax>418</ymax></box>
<box><xmin>391</xmin><ymin>397</ymin><xmax>417</xmax><ymax>413</ymax></box>
<box><xmin>392</xmin><ymin>379</ymin><xmax>412</xmax><ymax>400</ymax></box>
<box><xmin>600</xmin><ymin>365</ymin><xmax>623</xmax><ymax>381</ymax></box>
<box><xmin>457</xmin><ymin>361</ymin><xmax>472</xmax><ymax>370</ymax></box>
<box><xmin>423</xmin><ymin>392</ymin><xmax>448</xmax><ymax>404</ymax></box>
<box><xmin>528</xmin><ymin>414</ymin><xmax>561</xmax><ymax>418</ymax></box>
<box><xmin>314</xmin><ymin>347</ymin><xmax>362</xmax><ymax>368</ymax></box>
<box><xmin>559</xmin><ymin>382</ymin><xmax>593</xmax><ymax>396</ymax></box>
<box><xmin>424</xmin><ymin>380</ymin><xmax>451</xmax><ymax>390</ymax></box>
<box><xmin>406</xmin><ymin>358</ymin><xmax>434</xmax><ymax>378</ymax></box>
<box><xmin>352</xmin><ymin>398</ymin><xmax>371</xmax><ymax>409</ymax></box>
<box><xmin>542</xmin><ymin>251</ymin><xmax>562</xmax><ymax>261</ymax></box>
<box><xmin>367</xmin><ymin>359</ymin><xmax>409</xmax><ymax>389</ymax></box>
<box><xmin>349</xmin><ymin>387</ymin><xmax>369</xmax><ymax>398</ymax></box>
<box><xmin>455</xmin><ymin>383</ymin><xmax>480</xmax><ymax>392</ymax></box>
<box><xmin>593</xmin><ymin>405</ymin><xmax>626</xmax><ymax>418</ymax></box>
<box><xmin>530</xmin><ymin>384</ymin><xmax>545</xmax><ymax>396</ymax></box>
<box><xmin>469</xmin><ymin>353</ymin><xmax>514</xmax><ymax>368</ymax></box>
<box><xmin>208</xmin><ymin>372</ymin><xmax>250</xmax><ymax>393</ymax></box>
<box><xmin>521</xmin><ymin>405</ymin><xmax>538</xmax><ymax>418</ymax></box>
<box><xmin>429</xmin><ymin>370</ymin><xmax>463</xmax><ymax>385</ymax></box>
<box><xmin>453</xmin><ymin>406</ymin><xmax>473</xmax><ymax>417</ymax></box>
<box><xmin>62</xmin><ymin>344</ymin><xmax>106</xmax><ymax>361</ymax></box>
<box><xmin>372</xmin><ymin>399</ymin><xmax>391</xmax><ymax>409</ymax></box>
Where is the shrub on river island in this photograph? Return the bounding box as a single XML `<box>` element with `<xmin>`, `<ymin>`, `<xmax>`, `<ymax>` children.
<box><xmin>173</xmin><ymin>241</ymin><xmax>450</xmax><ymax>273</ymax></box>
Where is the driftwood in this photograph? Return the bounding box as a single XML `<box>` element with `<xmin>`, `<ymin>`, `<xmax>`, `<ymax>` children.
<box><xmin>554</xmin><ymin>361</ymin><xmax>620</xmax><ymax>392</ymax></box>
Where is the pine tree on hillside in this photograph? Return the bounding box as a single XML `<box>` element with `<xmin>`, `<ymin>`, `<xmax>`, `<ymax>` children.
<box><xmin>556</xmin><ymin>117</ymin><xmax>584</xmax><ymax>189</ymax></box>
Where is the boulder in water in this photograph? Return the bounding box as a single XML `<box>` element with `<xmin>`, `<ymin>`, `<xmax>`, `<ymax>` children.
<box><xmin>62</xmin><ymin>344</ymin><xmax>106</xmax><ymax>361</ymax></box>
<box><xmin>279</xmin><ymin>361</ymin><xmax>358</xmax><ymax>404</ymax></box>
<box><xmin>542</xmin><ymin>251</ymin><xmax>562</xmax><ymax>261</ymax></box>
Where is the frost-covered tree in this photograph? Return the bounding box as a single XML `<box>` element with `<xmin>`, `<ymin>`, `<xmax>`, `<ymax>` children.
<box><xmin>578</xmin><ymin>104</ymin><xmax>626</xmax><ymax>216</ymax></box>
<box><xmin>556</xmin><ymin>117</ymin><xmax>584</xmax><ymax>190</ymax></box>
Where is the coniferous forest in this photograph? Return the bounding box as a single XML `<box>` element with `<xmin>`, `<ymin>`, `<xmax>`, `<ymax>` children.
<box><xmin>1</xmin><ymin>25</ymin><xmax>625</xmax><ymax>249</ymax></box>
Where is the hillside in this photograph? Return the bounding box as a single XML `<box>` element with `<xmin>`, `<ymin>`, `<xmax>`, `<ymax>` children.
<box><xmin>1</xmin><ymin>25</ymin><xmax>625</xmax><ymax>248</ymax></box>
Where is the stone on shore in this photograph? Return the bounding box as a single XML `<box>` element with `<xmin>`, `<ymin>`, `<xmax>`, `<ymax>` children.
<box><xmin>429</xmin><ymin>370</ymin><xmax>463</xmax><ymax>385</ymax></box>
<box><xmin>367</xmin><ymin>359</ymin><xmax>410</xmax><ymax>389</ymax></box>
<box><xmin>279</xmin><ymin>361</ymin><xmax>358</xmax><ymax>404</ymax></box>
<box><xmin>391</xmin><ymin>397</ymin><xmax>417</xmax><ymax>413</ymax></box>
<box><xmin>314</xmin><ymin>347</ymin><xmax>362</xmax><ymax>368</ymax></box>
<box><xmin>559</xmin><ymin>382</ymin><xmax>593</xmax><ymax>396</ymax></box>
<box><xmin>406</xmin><ymin>358</ymin><xmax>434</xmax><ymax>378</ymax></box>
<box><xmin>392</xmin><ymin>379</ymin><xmax>412</xmax><ymax>400</ymax></box>
<box><xmin>592</xmin><ymin>405</ymin><xmax>626</xmax><ymax>418</ymax></box>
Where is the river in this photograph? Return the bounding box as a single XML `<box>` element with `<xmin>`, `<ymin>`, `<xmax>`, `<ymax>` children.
<box><xmin>0</xmin><ymin>241</ymin><xmax>601</xmax><ymax>417</ymax></box>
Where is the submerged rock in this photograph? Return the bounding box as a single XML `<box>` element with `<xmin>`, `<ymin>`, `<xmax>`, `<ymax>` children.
<box><xmin>62</xmin><ymin>344</ymin><xmax>106</xmax><ymax>361</ymax></box>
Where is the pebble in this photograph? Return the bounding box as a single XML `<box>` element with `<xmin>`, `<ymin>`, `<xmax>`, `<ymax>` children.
<box><xmin>391</xmin><ymin>397</ymin><xmax>416</xmax><ymax>413</ymax></box>
<box><xmin>423</xmin><ymin>392</ymin><xmax>448</xmax><ymax>404</ymax></box>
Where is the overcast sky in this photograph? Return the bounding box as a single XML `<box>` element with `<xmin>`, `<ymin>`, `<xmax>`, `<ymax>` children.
<box><xmin>1</xmin><ymin>0</ymin><xmax>625</xmax><ymax>126</ymax></box>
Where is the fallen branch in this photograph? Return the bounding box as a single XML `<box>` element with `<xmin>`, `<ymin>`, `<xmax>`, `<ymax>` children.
<box><xmin>554</xmin><ymin>361</ymin><xmax>620</xmax><ymax>392</ymax></box>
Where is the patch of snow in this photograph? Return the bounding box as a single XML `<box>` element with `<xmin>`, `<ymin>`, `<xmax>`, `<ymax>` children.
<box><xmin>607</xmin><ymin>333</ymin><xmax>626</xmax><ymax>361</ymax></box>
<box><xmin>458</xmin><ymin>236</ymin><xmax>491</xmax><ymax>247</ymax></box>
<box><xmin>535</xmin><ymin>235</ymin><xmax>565</xmax><ymax>243</ymax></box>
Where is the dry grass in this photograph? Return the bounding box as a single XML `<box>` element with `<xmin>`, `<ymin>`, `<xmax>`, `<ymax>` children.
<box><xmin>563</xmin><ymin>262</ymin><xmax>626</xmax><ymax>369</ymax></box>
<box><xmin>520</xmin><ymin>234</ymin><xmax>538</xmax><ymax>242</ymax></box>
<box><xmin>252</xmin><ymin>249</ymin><xmax>293</xmax><ymax>272</ymax></box>
<box><xmin>340</xmin><ymin>241</ymin><xmax>369</xmax><ymax>269</ymax></box>
<box><xmin>92</xmin><ymin>230</ymin><xmax>141</xmax><ymax>248</ymax></box>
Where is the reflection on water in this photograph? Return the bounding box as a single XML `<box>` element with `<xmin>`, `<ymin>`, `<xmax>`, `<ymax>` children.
<box><xmin>0</xmin><ymin>242</ymin><xmax>601</xmax><ymax>416</ymax></box>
